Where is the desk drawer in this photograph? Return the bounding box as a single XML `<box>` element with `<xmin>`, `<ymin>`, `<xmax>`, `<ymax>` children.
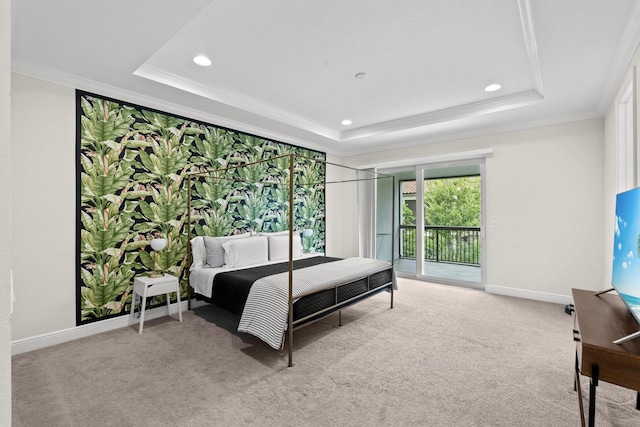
<box><xmin>147</xmin><ymin>280</ymin><xmax>178</xmax><ymax>296</ymax></box>
<box><xmin>134</xmin><ymin>277</ymin><xmax>179</xmax><ymax>296</ymax></box>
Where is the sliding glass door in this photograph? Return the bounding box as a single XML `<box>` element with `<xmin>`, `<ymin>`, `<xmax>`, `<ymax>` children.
<box><xmin>386</xmin><ymin>160</ymin><xmax>485</xmax><ymax>288</ymax></box>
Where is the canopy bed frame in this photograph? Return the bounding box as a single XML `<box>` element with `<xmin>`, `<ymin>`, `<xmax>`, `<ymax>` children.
<box><xmin>185</xmin><ymin>154</ymin><xmax>395</xmax><ymax>367</ymax></box>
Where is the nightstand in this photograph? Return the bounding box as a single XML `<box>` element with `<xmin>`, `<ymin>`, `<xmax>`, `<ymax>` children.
<box><xmin>129</xmin><ymin>274</ymin><xmax>182</xmax><ymax>333</ymax></box>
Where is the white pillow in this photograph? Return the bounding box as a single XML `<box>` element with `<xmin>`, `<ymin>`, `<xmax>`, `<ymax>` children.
<box><xmin>258</xmin><ymin>230</ymin><xmax>291</xmax><ymax>236</ymax></box>
<box><xmin>203</xmin><ymin>233</ymin><xmax>251</xmax><ymax>267</ymax></box>
<box><xmin>189</xmin><ymin>236</ymin><xmax>206</xmax><ymax>270</ymax></box>
<box><xmin>268</xmin><ymin>234</ymin><xmax>302</xmax><ymax>261</ymax></box>
<box><xmin>222</xmin><ymin>236</ymin><xmax>269</xmax><ymax>268</ymax></box>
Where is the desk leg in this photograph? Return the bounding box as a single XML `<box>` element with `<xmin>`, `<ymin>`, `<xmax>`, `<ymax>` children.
<box><xmin>575</xmin><ymin>352</ymin><xmax>586</xmax><ymax>427</ymax></box>
<box><xmin>588</xmin><ymin>364</ymin><xmax>599</xmax><ymax>427</ymax></box>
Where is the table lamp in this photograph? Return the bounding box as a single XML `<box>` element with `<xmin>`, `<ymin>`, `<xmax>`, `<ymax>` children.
<box><xmin>149</xmin><ymin>237</ymin><xmax>167</xmax><ymax>278</ymax></box>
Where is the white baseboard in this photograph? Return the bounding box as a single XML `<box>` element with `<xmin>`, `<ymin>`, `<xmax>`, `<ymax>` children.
<box><xmin>11</xmin><ymin>299</ymin><xmax>206</xmax><ymax>356</ymax></box>
<box><xmin>485</xmin><ymin>283</ymin><xmax>572</xmax><ymax>305</ymax></box>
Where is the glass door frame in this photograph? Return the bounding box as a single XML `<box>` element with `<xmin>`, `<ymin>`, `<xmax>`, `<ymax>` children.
<box><xmin>414</xmin><ymin>159</ymin><xmax>486</xmax><ymax>289</ymax></box>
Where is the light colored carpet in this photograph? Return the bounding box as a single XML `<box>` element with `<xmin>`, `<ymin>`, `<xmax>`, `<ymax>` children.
<box><xmin>12</xmin><ymin>278</ymin><xmax>640</xmax><ymax>426</ymax></box>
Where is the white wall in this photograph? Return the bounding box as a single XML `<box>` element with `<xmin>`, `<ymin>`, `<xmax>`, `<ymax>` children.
<box><xmin>11</xmin><ymin>73</ymin><xmax>76</xmax><ymax>340</ymax></box>
<box><xmin>342</xmin><ymin>119</ymin><xmax>605</xmax><ymax>299</ymax></box>
<box><xmin>0</xmin><ymin>0</ymin><xmax>11</xmax><ymax>422</ymax></box>
<box><xmin>324</xmin><ymin>156</ymin><xmax>359</xmax><ymax>258</ymax></box>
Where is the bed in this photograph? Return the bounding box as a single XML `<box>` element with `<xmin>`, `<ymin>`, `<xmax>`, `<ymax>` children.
<box><xmin>185</xmin><ymin>154</ymin><xmax>395</xmax><ymax>366</ymax></box>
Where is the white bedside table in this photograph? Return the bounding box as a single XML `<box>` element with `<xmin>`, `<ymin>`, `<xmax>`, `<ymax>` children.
<box><xmin>129</xmin><ymin>274</ymin><xmax>182</xmax><ymax>334</ymax></box>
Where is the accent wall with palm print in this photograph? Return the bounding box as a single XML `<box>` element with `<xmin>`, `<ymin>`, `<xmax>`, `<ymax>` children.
<box><xmin>77</xmin><ymin>90</ymin><xmax>326</xmax><ymax>325</ymax></box>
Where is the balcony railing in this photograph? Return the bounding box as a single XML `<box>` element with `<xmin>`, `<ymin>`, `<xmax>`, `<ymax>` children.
<box><xmin>400</xmin><ymin>225</ymin><xmax>481</xmax><ymax>266</ymax></box>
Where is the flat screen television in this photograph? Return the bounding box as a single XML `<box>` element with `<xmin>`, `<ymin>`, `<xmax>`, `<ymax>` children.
<box><xmin>611</xmin><ymin>186</ymin><xmax>640</xmax><ymax>344</ymax></box>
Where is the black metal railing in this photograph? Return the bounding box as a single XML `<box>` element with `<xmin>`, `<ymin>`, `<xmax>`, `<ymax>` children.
<box><xmin>400</xmin><ymin>225</ymin><xmax>481</xmax><ymax>266</ymax></box>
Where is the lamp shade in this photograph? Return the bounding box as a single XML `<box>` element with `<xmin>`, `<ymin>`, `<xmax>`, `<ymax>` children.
<box><xmin>150</xmin><ymin>238</ymin><xmax>167</xmax><ymax>251</ymax></box>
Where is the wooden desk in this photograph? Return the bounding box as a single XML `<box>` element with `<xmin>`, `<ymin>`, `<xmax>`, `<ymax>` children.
<box><xmin>572</xmin><ymin>288</ymin><xmax>640</xmax><ymax>427</ymax></box>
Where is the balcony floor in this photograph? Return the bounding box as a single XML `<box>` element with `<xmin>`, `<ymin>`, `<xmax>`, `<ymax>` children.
<box><xmin>394</xmin><ymin>257</ymin><xmax>481</xmax><ymax>284</ymax></box>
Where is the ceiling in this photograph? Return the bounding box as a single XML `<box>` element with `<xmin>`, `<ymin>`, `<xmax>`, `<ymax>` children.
<box><xmin>11</xmin><ymin>0</ymin><xmax>640</xmax><ymax>156</ymax></box>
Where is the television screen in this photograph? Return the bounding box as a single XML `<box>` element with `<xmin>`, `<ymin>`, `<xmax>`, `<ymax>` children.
<box><xmin>612</xmin><ymin>187</ymin><xmax>640</xmax><ymax>326</ymax></box>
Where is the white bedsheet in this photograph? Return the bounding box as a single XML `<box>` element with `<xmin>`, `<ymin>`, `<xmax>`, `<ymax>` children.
<box><xmin>237</xmin><ymin>257</ymin><xmax>393</xmax><ymax>350</ymax></box>
<box><xmin>188</xmin><ymin>253</ymin><xmax>322</xmax><ymax>298</ymax></box>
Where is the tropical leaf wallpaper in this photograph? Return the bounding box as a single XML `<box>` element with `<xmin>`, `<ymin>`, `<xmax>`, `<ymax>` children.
<box><xmin>76</xmin><ymin>90</ymin><xmax>325</xmax><ymax>325</ymax></box>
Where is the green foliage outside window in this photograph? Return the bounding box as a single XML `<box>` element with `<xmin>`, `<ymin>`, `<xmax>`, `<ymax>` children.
<box><xmin>424</xmin><ymin>177</ymin><xmax>480</xmax><ymax>227</ymax></box>
<box><xmin>400</xmin><ymin>176</ymin><xmax>481</xmax><ymax>264</ymax></box>
<box><xmin>401</xmin><ymin>202</ymin><xmax>416</xmax><ymax>225</ymax></box>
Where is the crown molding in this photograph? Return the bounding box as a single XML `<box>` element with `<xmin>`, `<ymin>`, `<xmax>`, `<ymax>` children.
<box><xmin>517</xmin><ymin>0</ymin><xmax>544</xmax><ymax>94</ymax></box>
<box><xmin>132</xmin><ymin>0</ymin><xmax>546</xmax><ymax>145</ymax></box>
<box><xmin>338</xmin><ymin>109</ymin><xmax>603</xmax><ymax>158</ymax></box>
<box><xmin>356</xmin><ymin>148</ymin><xmax>494</xmax><ymax>170</ymax></box>
<box><xmin>340</xmin><ymin>0</ymin><xmax>545</xmax><ymax>142</ymax></box>
<box><xmin>340</xmin><ymin>90</ymin><xmax>544</xmax><ymax>142</ymax></box>
<box><xmin>597</xmin><ymin>0</ymin><xmax>640</xmax><ymax>113</ymax></box>
<box><xmin>134</xmin><ymin>63</ymin><xmax>341</xmax><ymax>141</ymax></box>
<box><xmin>136</xmin><ymin>59</ymin><xmax>544</xmax><ymax>145</ymax></box>
<box><xmin>11</xmin><ymin>59</ymin><xmax>335</xmax><ymax>155</ymax></box>
<box><xmin>10</xmin><ymin>58</ymin><xmax>604</xmax><ymax>160</ymax></box>
<box><xmin>12</xmin><ymin>0</ymin><xmax>549</xmax><ymax>152</ymax></box>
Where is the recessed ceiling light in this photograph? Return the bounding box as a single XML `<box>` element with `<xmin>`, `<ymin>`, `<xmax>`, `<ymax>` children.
<box><xmin>341</xmin><ymin>119</ymin><xmax>353</xmax><ymax>126</ymax></box>
<box><xmin>484</xmin><ymin>83</ymin><xmax>501</xmax><ymax>92</ymax></box>
<box><xmin>355</xmin><ymin>72</ymin><xmax>368</xmax><ymax>80</ymax></box>
<box><xmin>193</xmin><ymin>55</ymin><xmax>212</xmax><ymax>67</ymax></box>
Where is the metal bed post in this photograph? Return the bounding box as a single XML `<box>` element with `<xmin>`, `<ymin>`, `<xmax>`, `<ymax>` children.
<box><xmin>288</xmin><ymin>153</ymin><xmax>295</xmax><ymax>367</ymax></box>
<box><xmin>391</xmin><ymin>175</ymin><xmax>395</xmax><ymax>309</ymax></box>
<box><xmin>186</xmin><ymin>174</ymin><xmax>192</xmax><ymax>310</ymax></box>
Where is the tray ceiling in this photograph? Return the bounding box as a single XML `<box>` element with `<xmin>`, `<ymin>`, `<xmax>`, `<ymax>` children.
<box><xmin>11</xmin><ymin>0</ymin><xmax>640</xmax><ymax>155</ymax></box>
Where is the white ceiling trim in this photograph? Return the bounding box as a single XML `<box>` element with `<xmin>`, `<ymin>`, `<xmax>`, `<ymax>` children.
<box><xmin>340</xmin><ymin>90</ymin><xmax>544</xmax><ymax>141</ymax></box>
<box><xmin>597</xmin><ymin>0</ymin><xmax>640</xmax><ymax>113</ymax></box>
<box><xmin>339</xmin><ymin>109</ymin><xmax>602</xmax><ymax>157</ymax></box>
<box><xmin>11</xmin><ymin>59</ymin><xmax>334</xmax><ymax>155</ymax></box>
<box><xmin>517</xmin><ymin>0</ymin><xmax>544</xmax><ymax>94</ymax></box>
<box><xmin>342</xmin><ymin>0</ymin><xmax>545</xmax><ymax>142</ymax></box>
<box><xmin>134</xmin><ymin>63</ymin><xmax>341</xmax><ymax>141</ymax></box>
<box><xmin>10</xmin><ymin>57</ymin><xmax>600</xmax><ymax>160</ymax></box>
<box><xmin>13</xmin><ymin>1</ymin><xmax>628</xmax><ymax>159</ymax></box>
<box><xmin>134</xmin><ymin>0</ymin><xmax>546</xmax><ymax>144</ymax></box>
<box><xmin>357</xmin><ymin>148</ymin><xmax>494</xmax><ymax>171</ymax></box>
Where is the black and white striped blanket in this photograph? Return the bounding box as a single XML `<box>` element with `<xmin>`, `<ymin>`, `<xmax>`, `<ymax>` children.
<box><xmin>237</xmin><ymin>257</ymin><xmax>392</xmax><ymax>350</ymax></box>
